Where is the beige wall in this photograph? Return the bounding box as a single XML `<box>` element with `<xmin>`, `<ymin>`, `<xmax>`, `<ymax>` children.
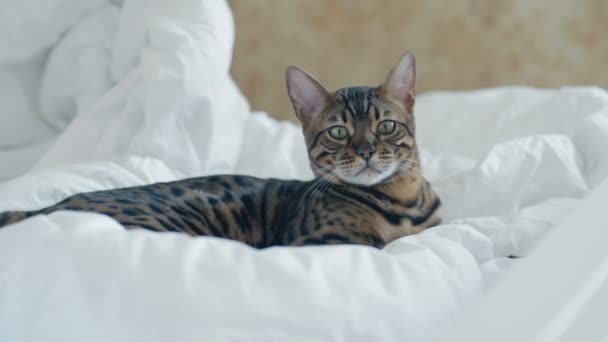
<box><xmin>229</xmin><ymin>0</ymin><xmax>608</xmax><ymax>121</ymax></box>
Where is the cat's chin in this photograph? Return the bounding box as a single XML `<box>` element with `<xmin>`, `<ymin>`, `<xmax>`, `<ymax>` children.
<box><xmin>338</xmin><ymin>168</ymin><xmax>393</xmax><ymax>186</ymax></box>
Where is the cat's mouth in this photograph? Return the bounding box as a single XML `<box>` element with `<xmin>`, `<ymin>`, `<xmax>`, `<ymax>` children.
<box><xmin>355</xmin><ymin>166</ymin><xmax>381</xmax><ymax>177</ymax></box>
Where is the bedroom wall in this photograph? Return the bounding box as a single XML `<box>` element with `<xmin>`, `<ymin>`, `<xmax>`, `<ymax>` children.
<box><xmin>229</xmin><ymin>0</ymin><xmax>608</xmax><ymax>122</ymax></box>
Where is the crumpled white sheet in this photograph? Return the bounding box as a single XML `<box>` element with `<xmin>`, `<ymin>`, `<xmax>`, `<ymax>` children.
<box><xmin>1</xmin><ymin>0</ymin><xmax>608</xmax><ymax>341</ymax></box>
<box><xmin>0</xmin><ymin>212</ymin><xmax>482</xmax><ymax>342</ymax></box>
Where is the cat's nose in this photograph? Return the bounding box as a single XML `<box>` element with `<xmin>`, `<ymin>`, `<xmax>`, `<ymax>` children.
<box><xmin>357</xmin><ymin>145</ymin><xmax>376</xmax><ymax>161</ymax></box>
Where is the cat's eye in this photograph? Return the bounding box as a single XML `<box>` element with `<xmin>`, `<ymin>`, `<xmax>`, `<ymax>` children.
<box><xmin>328</xmin><ymin>126</ymin><xmax>348</xmax><ymax>139</ymax></box>
<box><xmin>377</xmin><ymin>120</ymin><xmax>396</xmax><ymax>134</ymax></box>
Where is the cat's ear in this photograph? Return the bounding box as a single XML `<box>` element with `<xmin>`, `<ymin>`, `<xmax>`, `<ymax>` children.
<box><xmin>286</xmin><ymin>66</ymin><xmax>332</xmax><ymax>126</ymax></box>
<box><xmin>380</xmin><ymin>50</ymin><xmax>416</xmax><ymax>113</ymax></box>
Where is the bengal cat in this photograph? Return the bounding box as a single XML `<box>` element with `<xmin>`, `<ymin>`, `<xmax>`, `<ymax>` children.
<box><xmin>0</xmin><ymin>51</ymin><xmax>441</xmax><ymax>248</ymax></box>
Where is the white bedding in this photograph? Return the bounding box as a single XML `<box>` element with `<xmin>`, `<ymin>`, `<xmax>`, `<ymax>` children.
<box><xmin>1</xmin><ymin>0</ymin><xmax>607</xmax><ymax>341</ymax></box>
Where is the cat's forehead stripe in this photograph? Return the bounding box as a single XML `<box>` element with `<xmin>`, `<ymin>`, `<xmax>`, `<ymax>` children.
<box><xmin>335</xmin><ymin>87</ymin><xmax>380</xmax><ymax>120</ymax></box>
<box><xmin>340</xmin><ymin>110</ymin><xmax>348</xmax><ymax>123</ymax></box>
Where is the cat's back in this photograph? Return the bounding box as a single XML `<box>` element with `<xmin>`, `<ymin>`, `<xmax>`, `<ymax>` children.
<box><xmin>58</xmin><ymin>174</ymin><xmax>298</xmax><ymax>206</ymax></box>
<box><xmin>32</xmin><ymin>175</ymin><xmax>304</xmax><ymax>246</ymax></box>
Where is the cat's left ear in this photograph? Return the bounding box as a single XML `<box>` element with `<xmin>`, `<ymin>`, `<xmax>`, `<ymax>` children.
<box><xmin>380</xmin><ymin>50</ymin><xmax>416</xmax><ymax>113</ymax></box>
<box><xmin>286</xmin><ymin>66</ymin><xmax>332</xmax><ymax>126</ymax></box>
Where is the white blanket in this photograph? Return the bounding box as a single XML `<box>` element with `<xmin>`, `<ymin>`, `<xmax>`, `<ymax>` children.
<box><xmin>1</xmin><ymin>0</ymin><xmax>608</xmax><ymax>341</ymax></box>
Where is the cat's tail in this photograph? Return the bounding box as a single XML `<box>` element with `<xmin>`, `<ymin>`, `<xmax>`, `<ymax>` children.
<box><xmin>0</xmin><ymin>210</ymin><xmax>38</xmax><ymax>228</ymax></box>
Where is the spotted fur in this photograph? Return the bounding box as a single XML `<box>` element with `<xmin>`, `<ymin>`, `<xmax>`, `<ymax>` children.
<box><xmin>0</xmin><ymin>51</ymin><xmax>441</xmax><ymax>248</ymax></box>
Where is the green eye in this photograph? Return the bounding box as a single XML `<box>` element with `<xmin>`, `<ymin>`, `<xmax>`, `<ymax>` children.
<box><xmin>328</xmin><ymin>126</ymin><xmax>348</xmax><ymax>139</ymax></box>
<box><xmin>377</xmin><ymin>120</ymin><xmax>396</xmax><ymax>134</ymax></box>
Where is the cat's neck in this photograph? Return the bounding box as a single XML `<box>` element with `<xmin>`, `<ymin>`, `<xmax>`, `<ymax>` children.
<box><xmin>330</xmin><ymin>171</ymin><xmax>423</xmax><ymax>205</ymax></box>
<box><xmin>372</xmin><ymin>175</ymin><xmax>423</xmax><ymax>203</ymax></box>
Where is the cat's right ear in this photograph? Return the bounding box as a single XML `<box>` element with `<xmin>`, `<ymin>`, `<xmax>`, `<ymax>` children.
<box><xmin>380</xmin><ymin>50</ymin><xmax>416</xmax><ymax>113</ymax></box>
<box><xmin>286</xmin><ymin>66</ymin><xmax>332</xmax><ymax>126</ymax></box>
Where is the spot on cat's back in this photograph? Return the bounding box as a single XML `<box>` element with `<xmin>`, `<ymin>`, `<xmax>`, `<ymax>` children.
<box><xmin>171</xmin><ymin>187</ymin><xmax>185</xmax><ymax>196</ymax></box>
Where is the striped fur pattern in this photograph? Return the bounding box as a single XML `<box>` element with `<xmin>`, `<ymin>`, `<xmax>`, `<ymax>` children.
<box><xmin>0</xmin><ymin>51</ymin><xmax>441</xmax><ymax>248</ymax></box>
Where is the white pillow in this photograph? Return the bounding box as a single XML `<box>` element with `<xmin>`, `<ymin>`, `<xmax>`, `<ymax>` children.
<box><xmin>0</xmin><ymin>61</ymin><xmax>56</xmax><ymax>180</ymax></box>
<box><xmin>0</xmin><ymin>0</ymin><xmax>107</xmax><ymax>63</ymax></box>
<box><xmin>39</xmin><ymin>5</ymin><xmax>119</xmax><ymax>130</ymax></box>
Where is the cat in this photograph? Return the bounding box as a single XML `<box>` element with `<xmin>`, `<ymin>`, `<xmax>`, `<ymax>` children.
<box><xmin>0</xmin><ymin>51</ymin><xmax>441</xmax><ymax>248</ymax></box>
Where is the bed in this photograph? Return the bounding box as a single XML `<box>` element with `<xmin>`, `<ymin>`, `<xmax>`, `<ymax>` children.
<box><xmin>1</xmin><ymin>0</ymin><xmax>607</xmax><ymax>341</ymax></box>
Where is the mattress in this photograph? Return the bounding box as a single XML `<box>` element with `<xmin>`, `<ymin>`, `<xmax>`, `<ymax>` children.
<box><xmin>1</xmin><ymin>0</ymin><xmax>607</xmax><ymax>341</ymax></box>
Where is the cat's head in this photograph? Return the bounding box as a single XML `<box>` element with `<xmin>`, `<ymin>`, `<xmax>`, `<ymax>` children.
<box><xmin>286</xmin><ymin>51</ymin><xmax>419</xmax><ymax>186</ymax></box>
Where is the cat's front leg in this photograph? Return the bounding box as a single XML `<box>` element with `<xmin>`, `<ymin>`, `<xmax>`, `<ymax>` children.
<box><xmin>288</xmin><ymin>230</ymin><xmax>385</xmax><ymax>248</ymax></box>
